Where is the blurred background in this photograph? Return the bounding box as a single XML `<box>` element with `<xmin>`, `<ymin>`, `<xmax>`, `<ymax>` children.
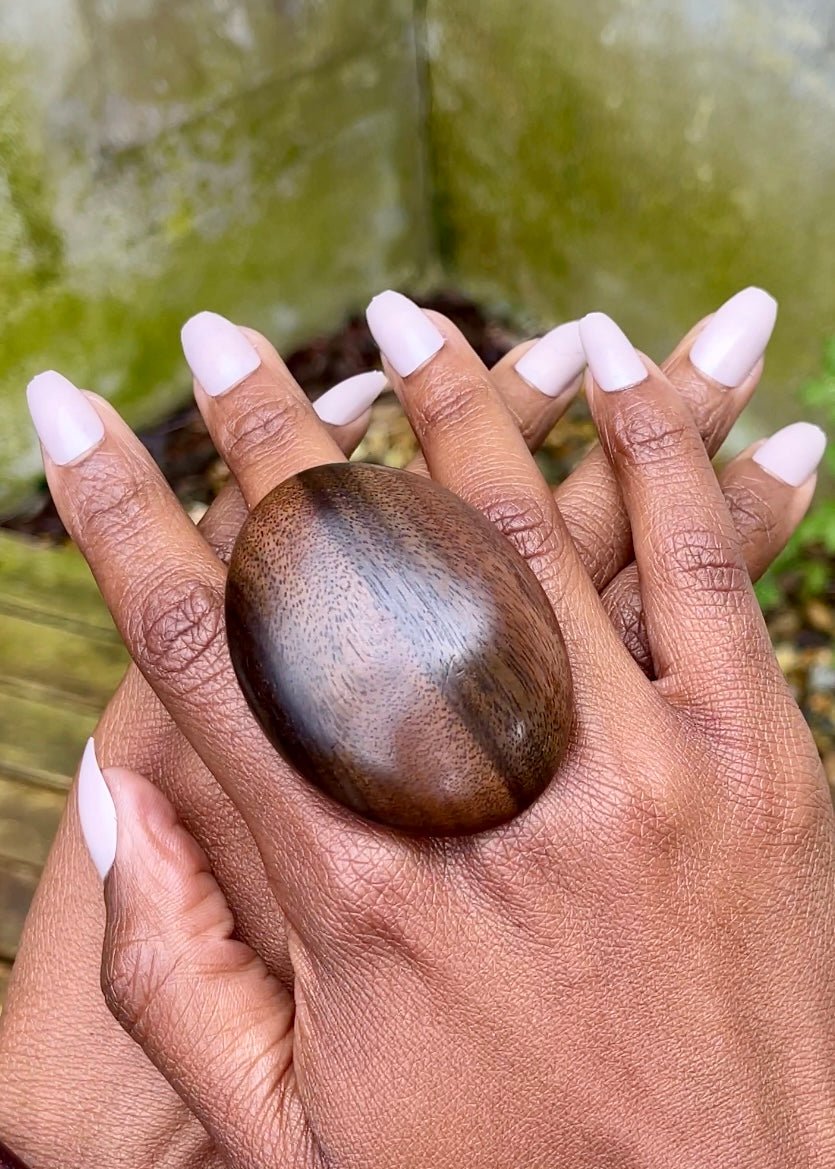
<box><xmin>0</xmin><ymin>0</ymin><xmax>833</xmax><ymax>1003</ymax></box>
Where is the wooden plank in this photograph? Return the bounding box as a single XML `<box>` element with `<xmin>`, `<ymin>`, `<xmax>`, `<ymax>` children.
<box><xmin>0</xmin><ymin>857</ymin><xmax>38</xmax><ymax>961</ymax></box>
<box><xmin>0</xmin><ymin>607</ymin><xmax>127</xmax><ymax>706</ymax></box>
<box><xmin>0</xmin><ymin>775</ymin><xmax>66</xmax><ymax>869</ymax></box>
<box><xmin>0</xmin><ymin>959</ymin><xmax>11</xmax><ymax>1009</ymax></box>
<box><xmin>0</xmin><ymin>531</ymin><xmax>118</xmax><ymax>633</ymax></box>
<box><xmin>0</xmin><ymin>686</ymin><xmax>99</xmax><ymax>790</ymax></box>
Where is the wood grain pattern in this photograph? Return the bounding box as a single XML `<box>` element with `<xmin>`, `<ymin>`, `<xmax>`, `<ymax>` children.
<box><xmin>0</xmin><ymin>857</ymin><xmax>38</xmax><ymax>962</ymax></box>
<box><xmin>0</xmin><ymin>962</ymin><xmax>11</xmax><ymax>1012</ymax></box>
<box><xmin>227</xmin><ymin>462</ymin><xmax>573</xmax><ymax>835</ymax></box>
<box><xmin>0</xmin><ymin>531</ymin><xmax>128</xmax><ymax>1005</ymax></box>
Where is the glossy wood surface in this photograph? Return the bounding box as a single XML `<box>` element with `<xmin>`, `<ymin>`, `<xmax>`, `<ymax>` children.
<box><xmin>226</xmin><ymin>463</ymin><xmax>573</xmax><ymax>834</ymax></box>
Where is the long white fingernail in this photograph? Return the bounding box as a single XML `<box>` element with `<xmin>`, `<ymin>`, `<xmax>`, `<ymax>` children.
<box><xmin>752</xmin><ymin>421</ymin><xmax>827</xmax><ymax>487</ymax></box>
<box><xmin>365</xmin><ymin>291</ymin><xmax>445</xmax><ymax>377</ymax></box>
<box><xmin>181</xmin><ymin>311</ymin><xmax>262</xmax><ymax>398</ymax></box>
<box><xmin>27</xmin><ymin>372</ymin><xmax>105</xmax><ymax>466</ymax></box>
<box><xmin>77</xmin><ymin>738</ymin><xmax>117</xmax><ymax>880</ymax></box>
<box><xmin>689</xmin><ymin>287</ymin><xmax>778</xmax><ymax>388</ymax></box>
<box><xmin>313</xmin><ymin>370</ymin><xmax>388</xmax><ymax>425</ymax></box>
<box><xmin>514</xmin><ymin>321</ymin><xmax>586</xmax><ymax>397</ymax></box>
<box><xmin>579</xmin><ymin>313</ymin><xmax>649</xmax><ymax>392</ymax></box>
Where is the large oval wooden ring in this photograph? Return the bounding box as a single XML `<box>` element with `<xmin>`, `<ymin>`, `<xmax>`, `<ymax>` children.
<box><xmin>226</xmin><ymin>462</ymin><xmax>573</xmax><ymax>835</ymax></box>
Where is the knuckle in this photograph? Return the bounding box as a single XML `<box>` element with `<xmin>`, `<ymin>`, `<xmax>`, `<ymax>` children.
<box><xmin>222</xmin><ymin>393</ymin><xmax>309</xmax><ymax>467</ymax></box>
<box><xmin>609</xmin><ymin>781</ymin><xmax>688</xmax><ymax>868</ymax></box>
<box><xmin>322</xmin><ymin>835</ymin><xmax>434</xmax><ymax>961</ymax></box>
<box><xmin>71</xmin><ymin>452</ymin><xmax>154</xmax><ymax>548</ymax></box>
<box><xmin>480</xmin><ymin>493</ymin><xmax>559</xmax><ymax>568</ymax></box>
<box><xmin>102</xmin><ymin>929</ymin><xmax>170</xmax><ymax>1044</ymax></box>
<box><xmin>603</xmin><ymin>574</ymin><xmax>653</xmax><ymax>677</ymax></box>
<box><xmin>411</xmin><ymin>368</ymin><xmax>488</xmax><ymax>434</ymax></box>
<box><xmin>135</xmin><ymin>578</ymin><xmax>226</xmax><ymax>684</ymax></box>
<box><xmin>609</xmin><ymin>397</ymin><xmax>693</xmax><ymax>470</ymax></box>
<box><xmin>722</xmin><ymin>477</ymin><xmax>779</xmax><ymax>548</ymax></box>
<box><xmin>659</xmin><ymin>526</ymin><xmax>749</xmax><ymax>598</ymax></box>
<box><xmin>669</xmin><ymin>369</ymin><xmax>726</xmax><ymax>451</ymax></box>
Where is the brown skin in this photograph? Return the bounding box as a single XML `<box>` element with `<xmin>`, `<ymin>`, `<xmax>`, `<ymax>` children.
<box><xmin>0</xmin><ymin>312</ymin><xmax>820</xmax><ymax>1168</ymax></box>
<box><xmin>227</xmin><ymin>462</ymin><xmax>573</xmax><ymax>834</ymax></box>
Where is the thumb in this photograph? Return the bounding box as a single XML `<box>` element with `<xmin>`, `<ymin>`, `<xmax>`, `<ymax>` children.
<box><xmin>77</xmin><ymin>739</ymin><xmax>306</xmax><ymax>1169</ymax></box>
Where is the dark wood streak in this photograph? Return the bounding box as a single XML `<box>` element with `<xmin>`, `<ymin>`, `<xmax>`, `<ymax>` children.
<box><xmin>226</xmin><ymin>463</ymin><xmax>573</xmax><ymax>835</ymax></box>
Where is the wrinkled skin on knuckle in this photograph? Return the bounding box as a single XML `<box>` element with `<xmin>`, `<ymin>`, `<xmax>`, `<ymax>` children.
<box><xmin>663</xmin><ymin>364</ymin><xmax>729</xmax><ymax>453</ymax></box>
<box><xmin>222</xmin><ymin>393</ymin><xmax>309</xmax><ymax>468</ymax></box>
<box><xmin>722</xmin><ymin>476</ymin><xmax>782</xmax><ymax>575</ymax></box>
<box><xmin>479</xmin><ymin>493</ymin><xmax>559</xmax><ymax>571</ymax></box>
<box><xmin>655</xmin><ymin>523</ymin><xmax>750</xmax><ymax>602</ymax></box>
<box><xmin>68</xmin><ymin>450</ymin><xmax>157</xmax><ymax>550</ymax></box>
<box><xmin>606</xmin><ymin>395</ymin><xmax>695</xmax><ymax>474</ymax></box>
<box><xmin>604</xmin><ymin>776</ymin><xmax>691</xmax><ymax>873</ymax></box>
<box><xmin>411</xmin><ymin>369</ymin><xmax>488</xmax><ymax>436</ymax></box>
<box><xmin>101</xmin><ymin>923</ymin><xmax>172</xmax><ymax>1047</ymax></box>
<box><xmin>134</xmin><ymin>578</ymin><xmax>227</xmax><ymax>686</ymax></box>
<box><xmin>326</xmin><ymin>846</ymin><xmax>438</xmax><ymax>965</ymax></box>
<box><xmin>602</xmin><ymin>566</ymin><xmax>653</xmax><ymax>676</ymax></box>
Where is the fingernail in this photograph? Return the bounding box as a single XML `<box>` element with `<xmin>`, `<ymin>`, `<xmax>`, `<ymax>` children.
<box><xmin>26</xmin><ymin>372</ymin><xmax>105</xmax><ymax>466</ymax></box>
<box><xmin>579</xmin><ymin>313</ymin><xmax>648</xmax><ymax>392</ymax></box>
<box><xmin>689</xmin><ymin>287</ymin><xmax>778</xmax><ymax>388</ymax></box>
<box><xmin>313</xmin><ymin>370</ymin><xmax>388</xmax><ymax>425</ymax></box>
<box><xmin>752</xmin><ymin>421</ymin><xmax>827</xmax><ymax>487</ymax></box>
<box><xmin>181</xmin><ymin>311</ymin><xmax>262</xmax><ymax>398</ymax></box>
<box><xmin>514</xmin><ymin>321</ymin><xmax>586</xmax><ymax>397</ymax></box>
<box><xmin>77</xmin><ymin>738</ymin><xmax>117</xmax><ymax>880</ymax></box>
<box><xmin>365</xmin><ymin>291</ymin><xmax>445</xmax><ymax>377</ymax></box>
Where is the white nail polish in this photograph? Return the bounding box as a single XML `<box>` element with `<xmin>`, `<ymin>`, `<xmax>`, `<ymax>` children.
<box><xmin>752</xmin><ymin>422</ymin><xmax>827</xmax><ymax>487</ymax></box>
<box><xmin>689</xmin><ymin>287</ymin><xmax>778</xmax><ymax>388</ymax></box>
<box><xmin>365</xmin><ymin>291</ymin><xmax>445</xmax><ymax>377</ymax></box>
<box><xmin>514</xmin><ymin>322</ymin><xmax>586</xmax><ymax>397</ymax></box>
<box><xmin>77</xmin><ymin>738</ymin><xmax>117</xmax><ymax>880</ymax></box>
<box><xmin>181</xmin><ymin>311</ymin><xmax>262</xmax><ymax>397</ymax></box>
<box><xmin>313</xmin><ymin>370</ymin><xmax>388</xmax><ymax>425</ymax></box>
<box><xmin>579</xmin><ymin>313</ymin><xmax>649</xmax><ymax>392</ymax></box>
<box><xmin>27</xmin><ymin>372</ymin><xmax>105</xmax><ymax>466</ymax></box>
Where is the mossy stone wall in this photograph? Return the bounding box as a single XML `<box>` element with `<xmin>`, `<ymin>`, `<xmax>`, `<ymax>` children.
<box><xmin>428</xmin><ymin>0</ymin><xmax>835</xmax><ymax>452</ymax></box>
<box><xmin>0</xmin><ymin>0</ymin><xmax>429</xmax><ymax>515</ymax></box>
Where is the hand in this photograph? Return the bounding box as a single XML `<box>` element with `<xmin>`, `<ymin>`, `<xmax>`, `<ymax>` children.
<box><xmin>8</xmin><ymin>292</ymin><xmax>832</xmax><ymax>1169</ymax></box>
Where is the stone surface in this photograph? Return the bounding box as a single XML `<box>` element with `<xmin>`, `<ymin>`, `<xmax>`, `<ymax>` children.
<box><xmin>427</xmin><ymin>0</ymin><xmax>835</xmax><ymax>450</ymax></box>
<box><xmin>0</xmin><ymin>0</ymin><xmax>428</xmax><ymax>514</ymax></box>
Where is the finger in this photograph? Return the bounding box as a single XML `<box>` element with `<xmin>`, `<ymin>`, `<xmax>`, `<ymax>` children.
<box><xmin>490</xmin><ymin>323</ymin><xmax>586</xmax><ymax>446</ymax></box>
<box><xmin>365</xmin><ymin>291</ymin><xmax>636</xmax><ymax>697</ymax></box>
<box><xmin>555</xmin><ymin>287</ymin><xmax>777</xmax><ymax>589</ymax></box>
<box><xmin>26</xmin><ymin>371</ymin><xmax>349</xmax><ymax>923</ymax></box>
<box><xmin>92</xmin><ymin>477</ymin><xmax>293</xmax><ymax>982</ymax></box>
<box><xmin>602</xmin><ymin>422</ymin><xmax>824</xmax><ymax>676</ymax></box>
<box><xmin>580</xmin><ymin>312</ymin><xmax>782</xmax><ymax>710</ymax></box>
<box><xmin>97</xmin><ymin>670</ymin><xmax>293</xmax><ymax>983</ymax></box>
<box><xmin>181</xmin><ymin>313</ymin><xmax>386</xmax><ymax>508</ymax></box>
<box><xmin>77</xmin><ymin>743</ymin><xmax>301</xmax><ymax>1168</ymax></box>
<box><xmin>405</xmin><ymin>321</ymin><xmax>586</xmax><ymax>476</ymax></box>
<box><xmin>244</xmin><ymin>328</ymin><xmax>384</xmax><ymax>458</ymax></box>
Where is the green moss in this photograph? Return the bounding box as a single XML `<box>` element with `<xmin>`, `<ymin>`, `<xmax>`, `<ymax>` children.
<box><xmin>0</xmin><ymin>27</ymin><xmax>429</xmax><ymax>515</ymax></box>
<box><xmin>427</xmin><ymin>0</ymin><xmax>835</xmax><ymax>452</ymax></box>
<box><xmin>0</xmin><ymin>50</ymin><xmax>64</xmax><ymax>304</ymax></box>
